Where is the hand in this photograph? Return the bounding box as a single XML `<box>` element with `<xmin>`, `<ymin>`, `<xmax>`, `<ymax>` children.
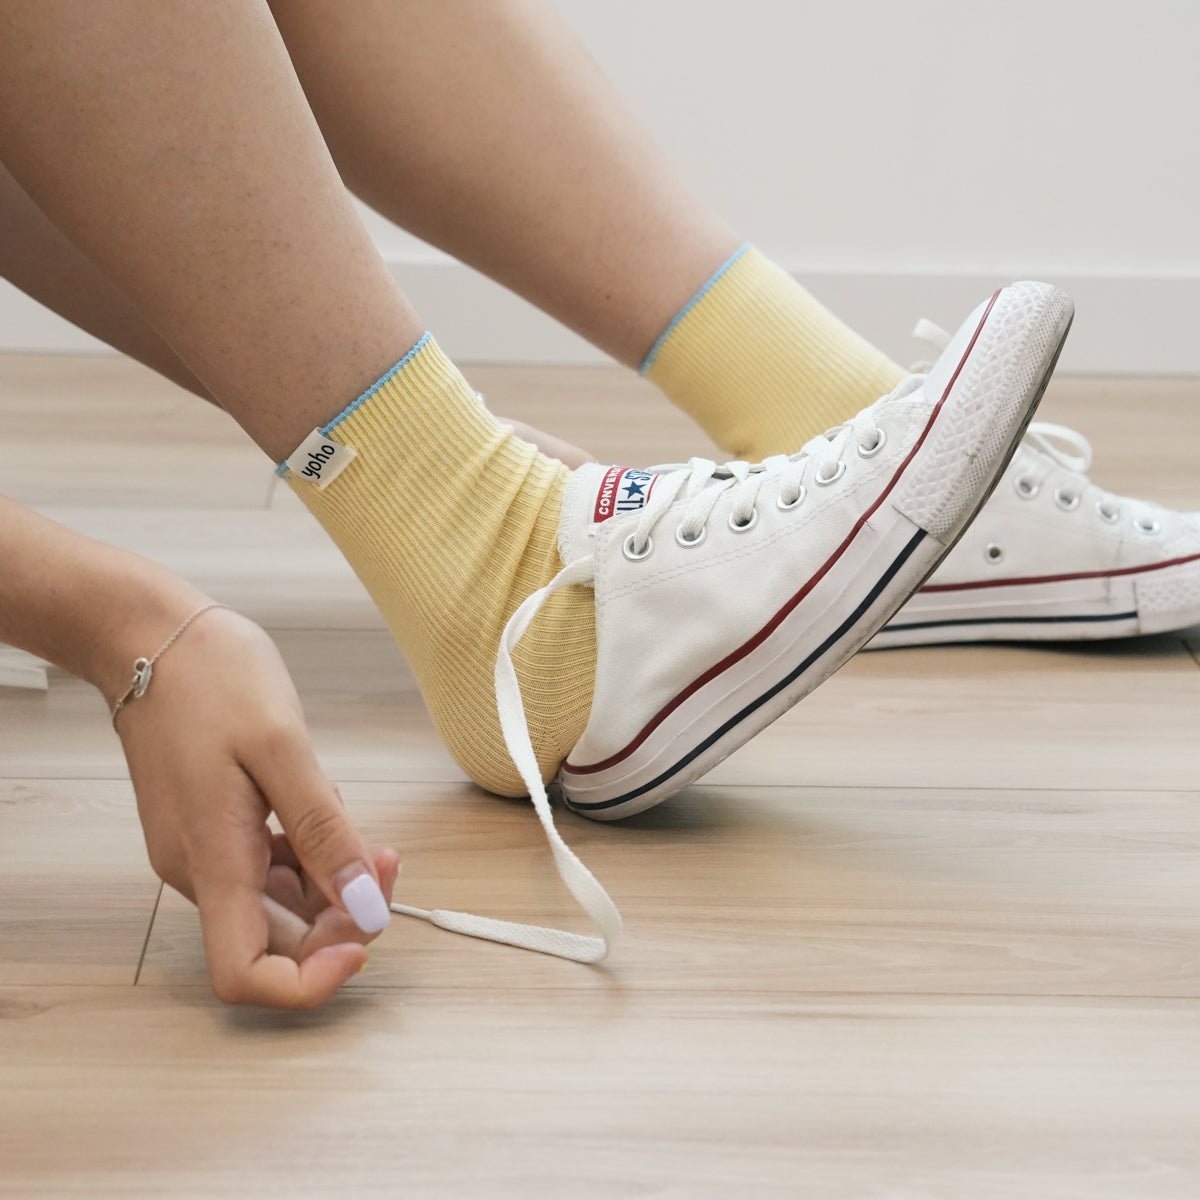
<box><xmin>114</xmin><ymin>605</ymin><xmax>399</xmax><ymax>1009</ymax></box>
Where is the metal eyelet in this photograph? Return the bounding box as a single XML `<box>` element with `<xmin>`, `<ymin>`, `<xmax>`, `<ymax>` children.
<box><xmin>728</xmin><ymin>507</ymin><xmax>759</xmax><ymax>534</ymax></box>
<box><xmin>1134</xmin><ymin>516</ymin><xmax>1162</xmax><ymax>535</ymax></box>
<box><xmin>776</xmin><ymin>485</ymin><xmax>806</xmax><ymax>511</ymax></box>
<box><xmin>1096</xmin><ymin>501</ymin><xmax>1120</xmax><ymax>524</ymax></box>
<box><xmin>856</xmin><ymin>428</ymin><xmax>887</xmax><ymax>458</ymax></box>
<box><xmin>815</xmin><ymin>460</ymin><xmax>847</xmax><ymax>487</ymax></box>
<box><xmin>1054</xmin><ymin>487</ymin><xmax>1081</xmax><ymax>512</ymax></box>
<box><xmin>622</xmin><ymin>533</ymin><xmax>653</xmax><ymax>562</ymax></box>
<box><xmin>1014</xmin><ymin>477</ymin><xmax>1039</xmax><ymax>499</ymax></box>
<box><xmin>984</xmin><ymin>543</ymin><xmax>1004</xmax><ymax>564</ymax></box>
<box><xmin>675</xmin><ymin>524</ymin><xmax>707</xmax><ymax>549</ymax></box>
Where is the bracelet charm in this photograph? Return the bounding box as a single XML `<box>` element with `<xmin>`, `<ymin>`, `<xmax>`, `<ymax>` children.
<box><xmin>131</xmin><ymin>657</ymin><xmax>154</xmax><ymax>699</ymax></box>
<box><xmin>110</xmin><ymin>602</ymin><xmax>229</xmax><ymax>728</ymax></box>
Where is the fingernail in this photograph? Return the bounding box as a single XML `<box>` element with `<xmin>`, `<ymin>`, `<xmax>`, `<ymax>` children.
<box><xmin>335</xmin><ymin>864</ymin><xmax>391</xmax><ymax>934</ymax></box>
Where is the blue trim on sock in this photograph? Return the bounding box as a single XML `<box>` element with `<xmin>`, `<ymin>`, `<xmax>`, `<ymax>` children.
<box><xmin>275</xmin><ymin>331</ymin><xmax>432</xmax><ymax>474</ymax></box>
<box><xmin>637</xmin><ymin>243</ymin><xmax>751</xmax><ymax>375</ymax></box>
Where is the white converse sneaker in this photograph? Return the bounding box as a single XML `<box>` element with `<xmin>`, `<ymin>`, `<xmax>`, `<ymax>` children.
<box><xmin>535</xmin><ymin>283</ymin><xmax>1071</xmax><ymax>823</ymax></box>
<box><xmin>523</xmin><ymin>283</ymin><xmax>1074</xmax><ymax>823</ymax></box>
<box><xmin>501</xmin><ymin>278</ymin><xmax>1071</xmax><ymax>811</ymax></box>
<box><xmin>391</xmin><ymin>281</ymin><xmax>1070</xmax><ymax>965</ymax></box>
<box><xmin>872</xmin><ymin>420</ymin><xmax>1200</xmax><ymax>646</ymax></box>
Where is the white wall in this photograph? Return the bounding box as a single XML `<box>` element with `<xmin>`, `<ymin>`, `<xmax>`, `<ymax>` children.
<box><xmin>560</xmin><ymin>0</ymin><xmax>1199</xmax><ymax>277</ymax></box>
<box><xmin>4</xmin><ymin>0</ymin><xmax>1198</xmax><ymax>372</ymax></box>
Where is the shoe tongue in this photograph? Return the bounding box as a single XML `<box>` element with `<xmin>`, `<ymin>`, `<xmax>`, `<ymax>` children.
<box><xmin>558</xmin><ymin>463</ymin><xmax>664</xmax><ymax>563</ymax></box>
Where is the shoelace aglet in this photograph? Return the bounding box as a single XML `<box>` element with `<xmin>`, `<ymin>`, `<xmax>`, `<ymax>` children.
<box><xmin>389</xmin><ymin>901</ymin><xmax>609</xmax><ymax>963</ymax></box>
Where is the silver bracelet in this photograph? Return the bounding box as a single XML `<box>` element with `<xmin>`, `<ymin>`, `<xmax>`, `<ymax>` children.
<box><xmin>110</xmin><ymin>602</ymin><xmax>230</xmax><ymax>729</ymax></box>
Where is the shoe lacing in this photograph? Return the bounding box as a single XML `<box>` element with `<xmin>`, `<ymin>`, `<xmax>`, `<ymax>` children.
<box><xmin>389</xmin><ymin>404</ymin><xmax>893</xmax><ymax>963</ymax></box>
<box><xmin>1020</xmin><ymin>422</ymin><xmax>1171</xmax><ymax>530</ymax></box>
<box><xmin>627</xmin><ymin>410</ymin><xmax>885</xmax><ymax>553</ymax></box>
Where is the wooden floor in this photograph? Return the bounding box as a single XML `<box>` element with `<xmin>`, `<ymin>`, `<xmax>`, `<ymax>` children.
<box><xmin>2</xmin><ymin>355</ymin><xmax>1199</xmax><ymax>1198</ymax></box>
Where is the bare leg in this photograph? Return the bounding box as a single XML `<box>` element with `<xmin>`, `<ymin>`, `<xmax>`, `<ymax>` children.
<box><xmin>270</xmin><ymin>0</ymin><xmax>741</xmax><ymax>369</ymax></box>
<box><xmin>0</xmin><ymin>161</ymin><xmax>210</xmax><ymax>399</ymax></box>
<box><xmin>268</xmin><ymin>0</ymin><xmax>904</xmax><ymax>458</ymax></box>
<box><xmin>0</xmin><ymin>0</ymin><xmax>422</xmax><ymax>460</ymax></box>
<box><xmin>1</xmin><ymin>0</ymin><xmax>890</xmax><ymax>460</ymax></box>
<box><xmin>0</xmin><ymin>159</ymin><xmax>593</xmax><ymax>464</ymax></box>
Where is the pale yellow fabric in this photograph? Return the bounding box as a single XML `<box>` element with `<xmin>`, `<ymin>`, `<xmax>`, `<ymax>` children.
<box><xmin>645</xmin><ymin>246</ymin><xmax>906</xmax><ymax>460</ymax></box>
<box><xmin>286</xmin><ymin>336</ymin><xmax>595</xmax><ymax>796</ymax></box>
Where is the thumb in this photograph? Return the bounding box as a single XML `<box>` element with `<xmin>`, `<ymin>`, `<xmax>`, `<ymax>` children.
<box><xmin>248</xmin><ymin>728</ymin><xmax>392</xmax><ymax>934</ymax></box>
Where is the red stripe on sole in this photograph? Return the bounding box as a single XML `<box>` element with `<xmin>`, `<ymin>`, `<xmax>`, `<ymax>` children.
<box><xmin>919</xmin><ymin>550</ymin><xmax>1200</xmax><ymax>594</ymax></box>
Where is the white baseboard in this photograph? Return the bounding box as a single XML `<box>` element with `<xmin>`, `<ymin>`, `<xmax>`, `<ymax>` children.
<box><xmin>0</xmin><ymin>279</ymin><xmax>111</xmax><ymax>354</ymax></box>
<box><xmin>3</xmin><ymin>263</ymin><xmax>1198</xmax><ymax>375</ymax></box>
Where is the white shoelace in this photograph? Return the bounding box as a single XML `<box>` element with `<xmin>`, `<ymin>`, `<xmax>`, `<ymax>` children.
<box><xmin>1022</xmin><ymin>422</ymin><xmax>1092</xmax><ymax>474</ymax></box>
<box><xmin>1017</xmin><ymin>421</ymin><xmax>1144</xmax><ymax>525</ymax></box>
<box><xmin>390</xmin><ymin>406</ymin><xmax>894</xmax><ymax>962</ymax></box>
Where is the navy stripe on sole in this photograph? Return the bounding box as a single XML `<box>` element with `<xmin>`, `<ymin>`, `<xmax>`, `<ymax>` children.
<box><xmin>567</xmin><ymin>528</ymin><xmax>928</xmax><ymax>814</ymax></box>
<box><xmin>884</xmin><ymin>610</ymin><xmax>1138</xmax><ymax>634</ymax></box>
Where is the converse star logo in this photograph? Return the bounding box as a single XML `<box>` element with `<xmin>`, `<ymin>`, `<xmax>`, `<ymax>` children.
<box><xmin>285</xmin><ymin>428</ymin><xmax>358</xmax><ymax>490</ymax></box>
<box><xmin>593</xmin><ymin>467</ymin><xmax>660</xmax><ymax>523</ymax></box>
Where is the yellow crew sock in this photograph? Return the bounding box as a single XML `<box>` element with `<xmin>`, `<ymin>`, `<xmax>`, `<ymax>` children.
<box><xmin>642</xmin><ymin>244</ymin><xmax>906</xmax><ymax>461</ymax></box>
<box><xmin>280</xmin><ymin>334</ymin><xmax>595</xmax><ymax>796</ymax></box>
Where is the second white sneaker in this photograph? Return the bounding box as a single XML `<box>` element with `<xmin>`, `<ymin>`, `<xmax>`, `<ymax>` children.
<box><xmin>873</xmin><ymin>421</ymin><xmax>1200</xmax><ymax>646</ymax></box>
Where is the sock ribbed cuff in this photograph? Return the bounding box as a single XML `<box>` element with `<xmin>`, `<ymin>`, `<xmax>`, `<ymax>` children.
<box><xmin>639</xmin><ymin>244</ymin><xmax>753</xmax><ymax>375</ymax></box>
<box><xmin>641</xmin><ymin>245</ymin><xmax>905</xmax><ymax>461</ymax></box>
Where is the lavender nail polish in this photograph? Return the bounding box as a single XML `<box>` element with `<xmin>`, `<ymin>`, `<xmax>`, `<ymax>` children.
<box><xmin>339</xmin><ymin>871</ymin><xmax>391</xmax><ymax>934</ymax></box>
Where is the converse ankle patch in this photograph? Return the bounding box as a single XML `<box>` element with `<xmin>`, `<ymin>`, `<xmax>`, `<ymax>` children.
<box><xmin>592</xmin><ymin>467</ymin><xmax>662</xmax><ymax>523</ymax></box>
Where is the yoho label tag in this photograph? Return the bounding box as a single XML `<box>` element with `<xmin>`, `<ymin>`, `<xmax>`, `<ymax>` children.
<box><xmin>286</xmin><ymin>428</ymin><xmax>357</xmax><ymax>489</ymax></box>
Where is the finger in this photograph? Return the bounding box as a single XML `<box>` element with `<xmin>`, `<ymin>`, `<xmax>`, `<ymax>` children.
<box><xmin>242</xmin><ymin>730</ymin><xmax>393</xmax><ymax>935</ymax></box>
<box><xmin>374</xmin><ymin>847</ymin><xmax>401</xmax><ymax>897</ymax></box>
<box><xmin>266</xmin><ymin>832</ymin><xmax>322</xmax><ymax>919</ymax></box>
<box><xmin>267</xmin><ymin>846</ymin><xmax>401</xmax><ymax>930</ymax></box>
<box><xmin>263</xmin><ymin>892</ymin><xmax>313</xmax><ymax>956</ymax></box>
<box><xmin>198</xmin><ymin>877</ymin><xmax>366</xmax><ymax>1009</ymax></box>
<box><xmin>301</xmin><ymin>846</ymin><xmax>399</xmax><ymax>958</ymax></box>
<box><xmin>265</xmin><ymin>863</ymin><xmax>312</xmax><ymax>918</ymax></box>
<box><xmin>269</xmin><ymin>831</ymin><xmax>302</xmax><ymax>871</ymax></box>
<box><xmin>182</xmin><ymin>768</ymin><xmax>358</xmax><ymax>1008</ymax></box>
<box><xmin>264</xmin><ymin>841</ymin><xmax>402</xmax><ymax>969</ymax></box>
<box><xmin>263</xmin><ymin>893</ymin><xmax>361</xmax><ymax>960</ymax></box>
